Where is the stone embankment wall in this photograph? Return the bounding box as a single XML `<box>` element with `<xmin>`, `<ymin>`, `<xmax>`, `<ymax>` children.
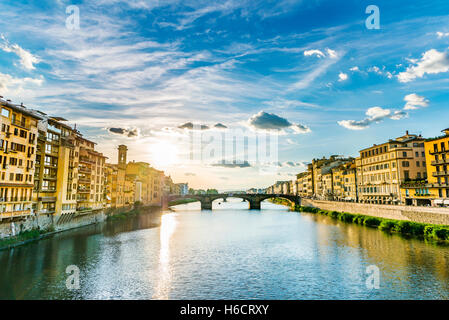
<box><xmin>302</xmin><ymin>199</ymin><xmax>449</xmax><ymax>225</ymax></box>
<box><xmin>0</xmin><ymin>205</ymin><xmax>136</xmax><ymax>239</ymax></box>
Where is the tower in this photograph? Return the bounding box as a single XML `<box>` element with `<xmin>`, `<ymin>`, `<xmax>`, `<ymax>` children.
<box><xmin>118</xmin><ymin>145</ymin><xmax>128</xmax><ymax>169</ymax></box>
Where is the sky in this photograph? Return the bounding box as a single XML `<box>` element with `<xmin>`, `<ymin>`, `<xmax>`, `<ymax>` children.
<box><xmin>1</xmin><ymin>0</ymin><xmax>449</xmax><ymax>191</ymax></box>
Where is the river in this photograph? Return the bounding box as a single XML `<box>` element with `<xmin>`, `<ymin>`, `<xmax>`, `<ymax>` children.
<box><xmin>0</xmin><ymin>199</ymin><xmax>448</xmax><ymax>299</ymax></box>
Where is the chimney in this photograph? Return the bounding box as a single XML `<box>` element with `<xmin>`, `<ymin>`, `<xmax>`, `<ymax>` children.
<box><xmin>406</xmin><ymin>130</ymin><xmax>409</xmax><ymax>135</ymax></box>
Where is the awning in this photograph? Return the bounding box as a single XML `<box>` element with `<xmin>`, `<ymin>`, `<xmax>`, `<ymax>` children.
<box><xmin>434</xmin><ymin>199</ymin><xmax>444</xmax><ymax>204</ymax></box>
<box><xmin>444</xmin><ymin>200</ymin><xmax>449</xmax><ymax>205</ymax></box>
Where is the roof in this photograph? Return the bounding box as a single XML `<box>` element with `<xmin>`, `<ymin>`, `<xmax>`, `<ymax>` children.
<box><xmin>0</xmin><ymin>99</ymin><xmax>43</xmax><ymax>120</ymax></box>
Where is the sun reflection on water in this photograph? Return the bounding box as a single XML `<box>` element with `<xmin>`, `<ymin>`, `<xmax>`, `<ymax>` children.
<box><xmin>152</xmin><ymin>213</ymin><xmax>177</xmax><ymax>299</ymax></box>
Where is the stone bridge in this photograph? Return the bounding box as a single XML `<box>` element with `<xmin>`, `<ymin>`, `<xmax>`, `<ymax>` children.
<box><xmin>165</xmin><ymin>193</ymin><xmax>301</xmax><ymax>210</ymax></box>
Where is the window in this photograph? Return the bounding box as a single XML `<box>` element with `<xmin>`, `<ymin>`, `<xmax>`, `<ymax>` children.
<box><xmin>1</xmin><ymin>108</ymin><xmax>10</xmax><ymax>118</ymax></box>
<box><xmin>404</xmin><ymin>171</ymin><xmax>410</xmax><ymax>180</ymax></box>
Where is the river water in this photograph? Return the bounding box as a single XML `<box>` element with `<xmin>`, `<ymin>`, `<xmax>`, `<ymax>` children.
<box><xmin>0</xmin><ymin>199</ymin><xmax>448</xmax><ymax>300</ymax></box>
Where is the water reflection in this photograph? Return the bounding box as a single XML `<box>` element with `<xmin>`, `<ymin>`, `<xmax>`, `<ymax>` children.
<box><xmin>0</xmin><ymin>201</ymin><xmax>448</xmax><ymax>299</ymax></box>
<box><xmin>153</xmin><ymin>214</ymin><xmax>177</xmax><ymax>299</ymax></box>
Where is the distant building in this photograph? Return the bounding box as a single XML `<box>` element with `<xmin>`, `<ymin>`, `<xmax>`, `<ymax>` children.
<box><xmin>176</xmin><ymin>183</ymin><xmax>189</xmax><ymax>195</ymax></box>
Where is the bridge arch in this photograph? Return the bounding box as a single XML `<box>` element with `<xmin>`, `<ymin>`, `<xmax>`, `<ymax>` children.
<box><xmin>165</xmin><ymin>194</ymin><xmax>301</xmax><ymax>210</ymax></box>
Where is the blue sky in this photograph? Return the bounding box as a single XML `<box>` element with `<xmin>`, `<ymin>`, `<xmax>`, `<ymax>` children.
<box><xmin>1</xmin><ymin>0</ymin><xmax>449</xmax><ymax>190</ymax></box>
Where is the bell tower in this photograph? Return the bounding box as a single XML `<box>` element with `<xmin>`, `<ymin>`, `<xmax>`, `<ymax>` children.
<box><xmin>118</xmin><ymin>145</ymin><xmax>128</xmax><ymax>169</ymax></box>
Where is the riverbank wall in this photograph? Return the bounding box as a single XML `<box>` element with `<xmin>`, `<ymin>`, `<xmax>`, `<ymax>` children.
<box><xmin>302</xmin><ymin>199</ymin><xmax>449</xmax><ymax>225</ymax></box>
<box><xmin>0</xmin><ymin>205</ymin><xmax>160</xmax><ymax>241</ymax></box>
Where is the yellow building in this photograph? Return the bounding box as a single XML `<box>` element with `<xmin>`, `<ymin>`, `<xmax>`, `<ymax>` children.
<box><xmin>310</xmin><ymin>156</ymin><xmax>351</xmax><ymax>199</ymax></box>
<box><xmin>32</xmin><ymin>115</ymin><xmax>78</xmax><ymax>216</ymax></box>
<box><xmin>332</xmin><ymin>160</ymin><xmax>358</xmax><ymax>202</ymax></box>
<box><xmin>296</xmin><ymin>169</ymin><xmax>313</xmax><ymax>197</ymax></box>
<box><xmin>402</xmin><ymin>128</ymin><xmax>449</xmax><ymax>206</ymax></box>
<box><xmin>425</xmin><ymin>128</ymin><xmax>449</xmax><ymax>206</ymax></box>
<box><xmin>75</xmin><ymin>135</ymin><xmax>107</xmax><ymax>212</ymax></box>
<box><xmin>0</xmin><ymin>99</ymin><xmax>41</xmax><ymax>219</ymax></box>
<box><xmin>357</xmin><ymin>131</ymin><xmax>427</xmax><ymax>205</ymax></box>
<box><xmin>105</xmin><ymin>145</ymin><xmax>128</xmax><ymax>208</ymax></box>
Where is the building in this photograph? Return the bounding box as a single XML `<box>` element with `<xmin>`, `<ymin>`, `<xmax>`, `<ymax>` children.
<box><xmin>176</xmin><ymin>183</ymin><xmax>189</xmax><ymax>195</ymax></box>
<box><xmin>32</xmin><ymin>114</ymin><xmax>78</xmax><ymax>216</ymax></box>
<box><xmin>266</xmin><ymin>181</ymin><xmax>290</xmax><ymax>194</ymax></box>
<box><xmin>357</xmin><ymin>131</ymin><xmax>426</xmax><ymax>205</ymax></box>
<box><xmin>425</xmin><ymin>128</ymin><xmax>449</xmax><ymax>206</ymax></box>
<box><xmin>332</xmin><ymin>160</ymin><xmax>358</xmax><ymax>202</ymax></box>
<box><xmin>310</xmin><ymin>156</ymin><xmax>351</xmax><ymax>200</ymax></box>
<box><xmin>105</xmin><ymin>145</ymin><xmax>128</xmax><ymax>208</ymax></box>
<box><xmin>296</xmin><ymin>166</ymin><xmax>313</xmax><ymax>198</ymax></box>
<box><xmin>125</xmin><ymin>160</ymin><xmax>164</xmax><ymax>206</ymax></box>
<box><xmin>0</xmin><ymin>99</ymin><xmax>41</xmax><ymax>219</ymax></box>
<box><xmin>401</xmin><ymin>128</ymin><xmax>449</xmax><ymax>206</ymax></box>
<box><xmin>74</xmin><ymin>135</ymin><xmax>107</xmax><ymax>212</ymax></box>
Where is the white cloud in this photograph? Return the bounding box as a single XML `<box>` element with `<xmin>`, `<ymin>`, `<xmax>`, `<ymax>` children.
<box><xmin>338</xmin><ymin>72</ymin><xmax>348</xmax><ymax>81</ymax></box>
<box><xmin>398</xmin><ymin>49</ymin><xmax>449</xmax><ymax>82</ymax></box>
<box><xmin>0</xmin><ymin>72</ymin><xmax>44</xmax><ymax>94</ymax></box>
<box><xmin>338</xmin><ymin>106</ymin><xmax>407</xmax><ymax>130</ymax></box>
<box><xmin>326</xmin><ymin>48</ymin><xmax>338</xmax><ymax>59</ymax></box>
<box><xmin>436</xmin><ymin>32</ymin><xmax>449</xmax><ymax>39</ymax></box>
<box><xmin>0</xmin><ymin>34</ymin><xmax>40</xmax><ymax>70</ymax></box>
<box><xmin>304</xmin><ymin>48</ymin><xmax>338</xmax><ymax>59</ymax></box>
<box><xmin>403</xmin><ymin>93</ymin><xmax>429</xmax><ymax>110</ymax></box>
<box><xmin>349</xmin><ymin>66</ymin><xmax>360</xmax><ymax>72</ymax></box>
<box><xmin>263</xmin><ymin>98</ymin><xmax>320</xmax><ymax>109</ymax></box>
<box><xmin>304</xmin><ymin>49</ymin><xmax>325</xmax><ymax>58</ymax></box>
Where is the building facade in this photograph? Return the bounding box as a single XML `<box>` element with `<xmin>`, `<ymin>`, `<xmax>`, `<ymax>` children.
<box><xmin>0</xmin><ymin>99</ymin><xmax>41</xmax><ymax>219</ymax></box>
<box><xmin>357</xmin><ymin>131</ymin><xmax>426</xmax><ymax>205</ymax></box>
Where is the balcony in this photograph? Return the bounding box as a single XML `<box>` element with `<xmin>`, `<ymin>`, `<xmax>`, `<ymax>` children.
<box><xmin>44</xmin><ymin>162</ymin><xmax>58</xmax><ymax>168</ymax></box>
<box><xmin>43</xmin><ymin>174</ymin><xmax>57</xmax><ymax>180</ymax></box>
<box><xmin>0</xmin><ymin>210</ymin><xmax>31</xmax><ymax>219</ymax></box>
<box><xmin>77</xmin><ymin>188</ymin><xmax>91</xmax><ymax>194</ymax></box>
<box><xmin>39</xmin><ymin>209</ymin><xmax>55</xmax><ymax>215</ymax></box>
<box><xmin>47</xmin><ymin>124</ymin><xmax>61</xmax><ymax>134</ymax></box>
<box><xmin>11</xmin><ymin>119</ymin><xmax>30</xmax><ymax>130</ymax></box>
<box><xmin>1</xmin><ymin>197</ymin><xmax>32</xmax><ymax>202</ymax></box>
<box><xmin>431</xmin><ymin>159</ymin><xmax>449</xmax><ymax>165</ymax></box>
<box><xmin>78</xmin><ymin>177</ymin><xmax>91</xmax><ymax>184</ymax></box>
<box><xmin>79</xmin><ymin>156</ymin><xmax>95</xmax><ymax>164</ymax></box>
<box><xmin>79</xmin><ymin>166</ymin><xmax>91</xmax><ymax>174</ymax></box>
<box><xmin>432</xmin><ymin>171</ymin><xmax>449</xmax><ymax>177</ymax></box>
<box><xmin>429</xmin><ymin>149</ymin><xmax>448</xmax><ymax>155</ymax></box>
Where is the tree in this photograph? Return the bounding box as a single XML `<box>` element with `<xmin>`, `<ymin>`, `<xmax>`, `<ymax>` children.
<box><xmin>206</xmin><ymin>189</ymin><xmax>218</xmax><ymax>194</ymax></box>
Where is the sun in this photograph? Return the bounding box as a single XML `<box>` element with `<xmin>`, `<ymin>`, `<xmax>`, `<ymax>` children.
<box><xmin>150</xmin><ymin>142</ymin><xmax>179</xmax><ymax>167</ymax></box>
